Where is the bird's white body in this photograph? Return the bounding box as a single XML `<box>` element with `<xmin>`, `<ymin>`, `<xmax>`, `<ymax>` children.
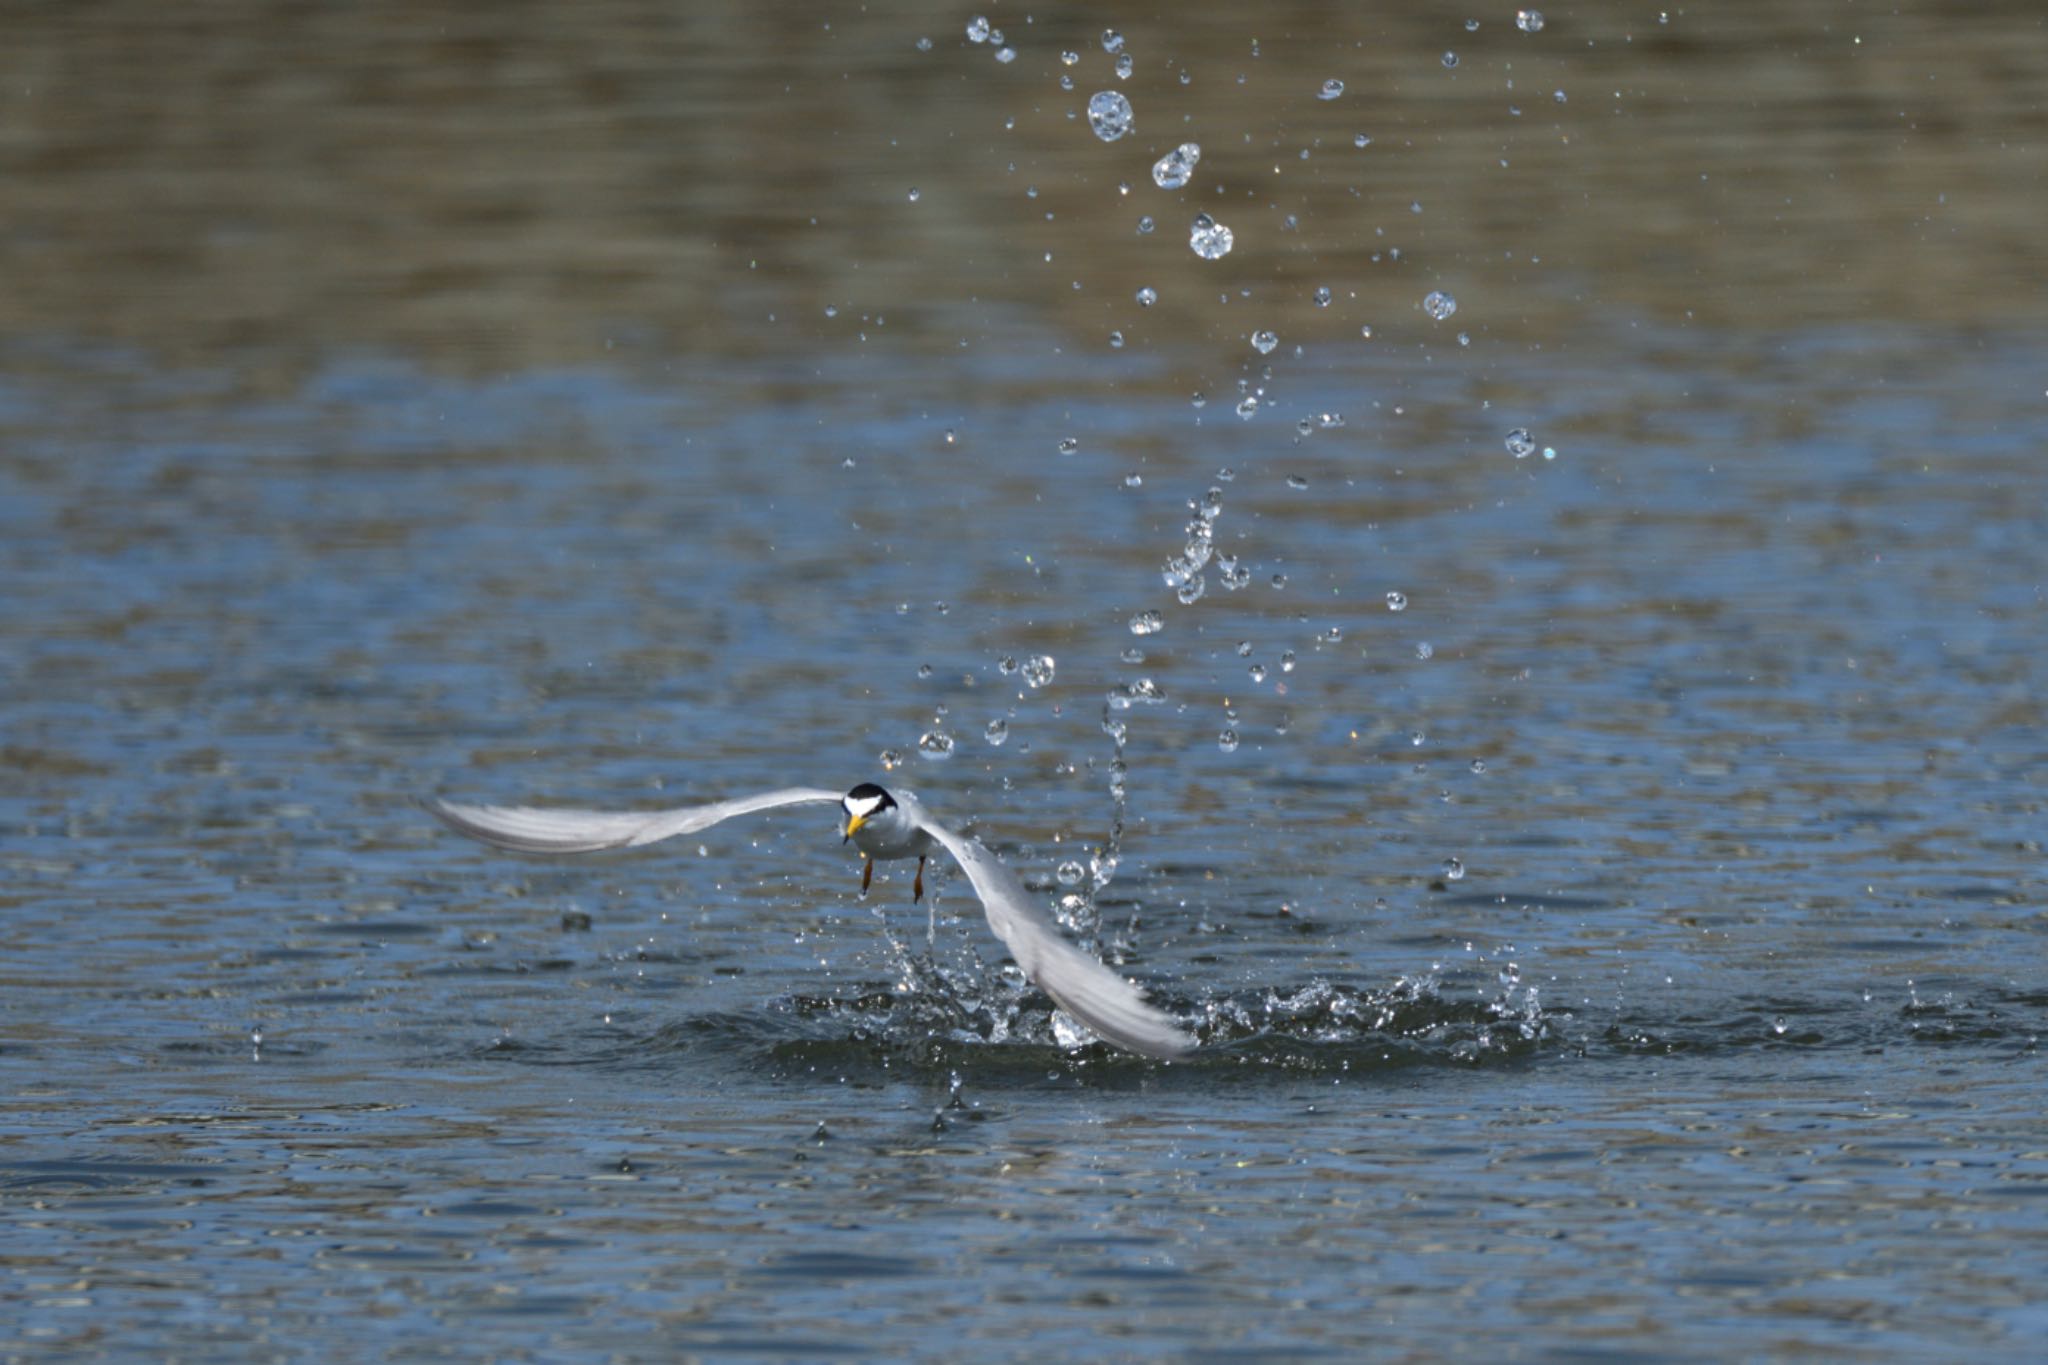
<box><xmin>424</xmin><ymin>782</ymin><xmax>1192</xmax><ymax>1060</ymax></box>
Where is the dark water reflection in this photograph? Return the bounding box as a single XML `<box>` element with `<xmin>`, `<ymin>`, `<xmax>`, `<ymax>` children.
<box><xmin>4</xmin><ymin>1</ymin><xmax>2047</xmax><ymax>1359</ymax></box>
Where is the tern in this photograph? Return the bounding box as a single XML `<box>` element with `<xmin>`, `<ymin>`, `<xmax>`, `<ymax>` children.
<box><xmin>424</xmin><ymin>782</ymin><xmax>1193</xmax><ymax>1060</ymax></box>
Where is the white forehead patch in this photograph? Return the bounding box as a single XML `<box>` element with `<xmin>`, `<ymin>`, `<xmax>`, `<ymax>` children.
<box><xmin>844</xmin><ymin>792</ymin><xmax>887</xmax><ymax>818</ymax></box>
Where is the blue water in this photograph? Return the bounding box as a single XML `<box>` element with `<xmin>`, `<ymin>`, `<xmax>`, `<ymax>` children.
<box><xmin>4</xmin><ymin>321</ymin><xmax>2044</xmax><ymax>1358</ymax></box>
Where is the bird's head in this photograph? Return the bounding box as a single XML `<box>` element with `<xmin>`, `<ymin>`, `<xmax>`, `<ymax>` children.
<box><xmin>841</xmin><ymin>783</ymin><xmax>896</xmax><ymax>842</ymax></box>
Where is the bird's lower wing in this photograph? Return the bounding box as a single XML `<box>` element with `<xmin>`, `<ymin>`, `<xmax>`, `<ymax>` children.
<box><xmin>911</xmin><ymin>812</ymin><xmax>1194</xmax><ymax>1060</ymax></box>
<box><xmin>423</xmin><ymin>787</ymin><xmax>844</xmax><ymax>854</ymax></box>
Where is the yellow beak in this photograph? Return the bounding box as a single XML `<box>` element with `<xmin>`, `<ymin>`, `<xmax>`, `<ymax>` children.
<box><xmin>843</xmin><ymin>813</ymin><xmax>867</xmax><ymax>842</ymax></box>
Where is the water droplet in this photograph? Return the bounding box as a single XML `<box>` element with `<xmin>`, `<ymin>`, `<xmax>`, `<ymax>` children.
<box><xmin>1416</xmin><ymin>641</ymin><xmax>1435</xmax><ymax>660</ymax></box>
<box><xmin>1022</xmin><ymin>655</ymin><xmax>1057</xmax><ymax>688</ymax></box>
<box><xmin>916</xmin><ymin>36</ymin><xmax>934</xmax><ymax>53</ymax></box>
<box><xmin>1442</xmin><ymin>51</ymin><xmax>1460</xmax><ymax>68</ymax></box>
<box><xmin>1060</xmin><ymin>49</ymin><xmax>1079</xmax><ymax>66</ymax></box>
<box><xmin>1235</xmin><ymin>395</ymin><xmax>1259</xmax><ymax>419</ymax></box>
<box><xmin>1542</xmin><ymin>446</ymin><xmax>1558</xmax><ymax>461</ymax></box>
<box><xmin>1554</xmin><ymin>88</ymin><xmax>1567</xmax><ymax>103</ymax></box>
<box><xmin>1317</xmin><ymin>411</ymin><xmax>1345</xmax><ymax>429</ymax></box>
<box><xmin>1772</xmin><ymin>1016</ymin><xmax>1788</xmax><ymax>1036</ymax></box>
<box><xmin>1280</xmin><ymin>650</ymin><xmax>1297</xmax><ymax>672</ymax></box>
<box><xmin>967</xmin><ymin>16</ymin><xmax>991</xmax><ymax>43</ymax></box>
<box><xmin>1470</xmin><ymin>758</ymin><xmax>1487</xmax><ymax>773</ymax></box>
<box><xmin>1354</xmin><ymin>133</ymin><xmax>1373</xmax><ymax>149</ymax></box>
<box><xmin>1130</xmin><ymin>610</ymin><xmax>1165</xmax><ymax>636</ymax></box>
<box><xmin>985</xmin><ymin>718</ymin><xmax>1009</xmax><ymax>746</ymax></box>
<box><xmin>1457</xmin><ymin>331</ymin><xmax>1471</xmax><ymax>346</ymax></box>
<box><xmin>1359</xmin><ymin>324</ymin><xmax>1374</xmax><ymax>338</ymax></box>
<box><xmin>917</xmin><ymin>663</ymin><xmax>934</xmax><ymax>679</ymax></box>
<box><xmin>1122</xmin><ymin>472</ymin><xmax>1143</xmax><ymax>488</ymax></box>
<box><xmin>1506</xmin><ymin>427</ymin><xmax>1537</xmax><ymax>458</ymax></box>
<box><xmin>1151</xmin><ymin>142</ymin><xmax>1202</xmax><ymax>190</ymax></box>
<box><xmin>1217</xmin><ymin>728</ymin><xmax>1240</xmax><ymax>753</ymax></box>
<box><xmin>1286</xmin><ymin>474</ymin><xmax>1309</xmax><ymax>489</ymax></box>
<box><xmin>1189</xmin><ymin>215</ymin><xmax>1235</xmax><ymax>260</ymax></box>
<box><xmin>824</xmin><ymin>304</ymin><xmax>838</xmax><ymax>318</ymax></box>
<box><xmin>1443</xmin><ymin>857</ymin><xmax>1465</xmax><ymax>880</ymax></box>
<box><xmin>907</xmin><ymin>187</ymin><xmax>921</xmax><ymax>203</ymax></box>
<box><xmin>1108</xmin><ymin>330</ymin><xmax>1125</xmax><ymax>349</ymax></box>
<box><xmin>1386</xmin><ymin>590</ymin><xmax>1408</xmax><ymax>611</ymax></box>
<box><xmin>1087</xmin><ymin>90</ymin><xmax>1135</xmax><ymax>142</ymax></box>
<box><xmin>1318</xmin><ymin>78</ymin><xmax>1345</xmax><ymax>100</ymax></box>
<box><xmin>1251</xmin><ymin>329</ymin><xmax>1279</xmax><ymax>355</ymax></box>
<box><xmin>1057</xmin><ymin>436</ymin><xmax>1080</xmax><ymax>455</ymax></box>
<box><xmin>918</xmin><ymin>730</ymin><xmax>955</xmax><ymax>760</ymax></box>
<box><xmin>1177</xmin><ymin>574</ymin><xmax>1207</xmax><ymax>605</ymax></box>
<box><xmin>1270</xmin><ymin>573</ymin><xmax>1288</xmax><ymax>590</ymax></box>
<box><xmin>997</xmin><ymin>655</ymin><xmax>1019</xmax><ymax>675</ymax></box>
<box><xmin>1249</xmin><ymin>663</ymin><xmax>1267</xmax><ymax>682</ymax></box>
<box><xmin>1313</xmin><ymin>285</ymin><xmax>1333</xmax><ymax>307</ymax></box>
<box><xmin>994</xmin><ymin>46</ymin><xmax>1016</xmax><ymax>65</ymax></box>
<box><xmin>1423</xmin><ymin>289</ymin><xmax>1458</xmax><ymax>321</ymax></box>
<box><xmin>1137</xmin><ymin>215</ymin><xmax>1155</xmax><ymax>234</ymax></box>
<box><xmin>1057</xmin><ymin>860</ymin><xmax>1087</xmax><ymax>887</ymax></box>
<box><xmin>1136</xmin><ymin>285</ymin><xmax>1158</xmax><ymax>306</ymax></box>
<box><xmin>1466</xmin><ymin>18</ymin><xmax>1481</xmax><ymax>32</ymax></box>
<box><xmin>1102</xmin><ymin>28</ymin><xmax>1124</xmax><ymax>54</ymax></box>
<box><xmin>1516</xmin><ymin>9</ymin><xmax>1546</xmax><ymax>33</ymax></box>
<box><xmin>1115</xmin><ymin>52</ymin><xmax>1134</xmax><ymax>80</ymax></box>
<box><xmin>879</xmin><ymin>747</ymin><xmax>902</xmax><ymax>770</ymax></box>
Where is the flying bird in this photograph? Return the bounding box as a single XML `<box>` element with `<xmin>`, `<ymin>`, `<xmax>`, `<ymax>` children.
<box><xmin>424</xmin><ymin>782</ymin><xmax>1192</xmax><ymax>1060</ymax></box>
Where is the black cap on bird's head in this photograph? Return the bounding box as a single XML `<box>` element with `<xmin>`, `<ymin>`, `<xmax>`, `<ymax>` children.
<box><xmin>841</xmin><ymin>783</ymin><xmax>896</xmax><ymax>841</ymax></box>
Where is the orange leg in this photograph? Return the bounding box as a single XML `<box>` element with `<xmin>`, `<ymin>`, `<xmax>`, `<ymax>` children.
<box><xmin>913</xmin><ymin>855</ymin><xmax>926</xmax><ymax>903</ymax></box>
<box><xmin>861</xmin><ymin>857</ymin><xmax>874</xmax><ymax>896</ymax></box>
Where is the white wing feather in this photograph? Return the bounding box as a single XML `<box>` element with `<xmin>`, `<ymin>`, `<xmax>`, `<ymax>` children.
<box><xmin>423</xmin><ymin>788</ymin><xmax>843</xmax><ymax>854</ymax></box>
<box><xmin>897</xmin><ymin>794</ymin><xmax>1193</xmax><ymax>1060</ymax></box>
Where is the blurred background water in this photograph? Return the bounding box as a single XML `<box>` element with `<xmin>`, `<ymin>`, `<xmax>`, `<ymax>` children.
<box><xmin>2</xmin><ymin>1</ymin><xmax>2045</xmax><ymax>1358</ymax></box>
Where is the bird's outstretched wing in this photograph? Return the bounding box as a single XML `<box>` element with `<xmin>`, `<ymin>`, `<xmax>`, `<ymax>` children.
<box><xmin>898</xmin><ymin>796</ymin><xmax>1194</xmax><ymax>1061</ymax></box>
<box><xmin>422</xmin><ymin>788</ymin><xmax>843</xmax><ymax>854</ymax></box>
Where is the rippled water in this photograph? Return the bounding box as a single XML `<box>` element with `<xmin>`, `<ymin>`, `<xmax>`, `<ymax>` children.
<box><xmin>5</xmin><ymin>2</ymin><xmax>2046</xmax><ymax>1358</ymax></box>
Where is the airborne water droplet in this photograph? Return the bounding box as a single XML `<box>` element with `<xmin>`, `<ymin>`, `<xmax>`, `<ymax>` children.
<box><xmin>1189</xmin><ymin>215</ymin><xmax>1235</xmax><ymax>260</ymax></box>
<box><xmin>1086</xmin><ymin>90</ymin><xmax>1135</xmax><ymax>142</ymax></box>
<box><xmin>1152</xmin><ymin>142</ymin><xmax>1202</xmax><ymax>190</ymax></box>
